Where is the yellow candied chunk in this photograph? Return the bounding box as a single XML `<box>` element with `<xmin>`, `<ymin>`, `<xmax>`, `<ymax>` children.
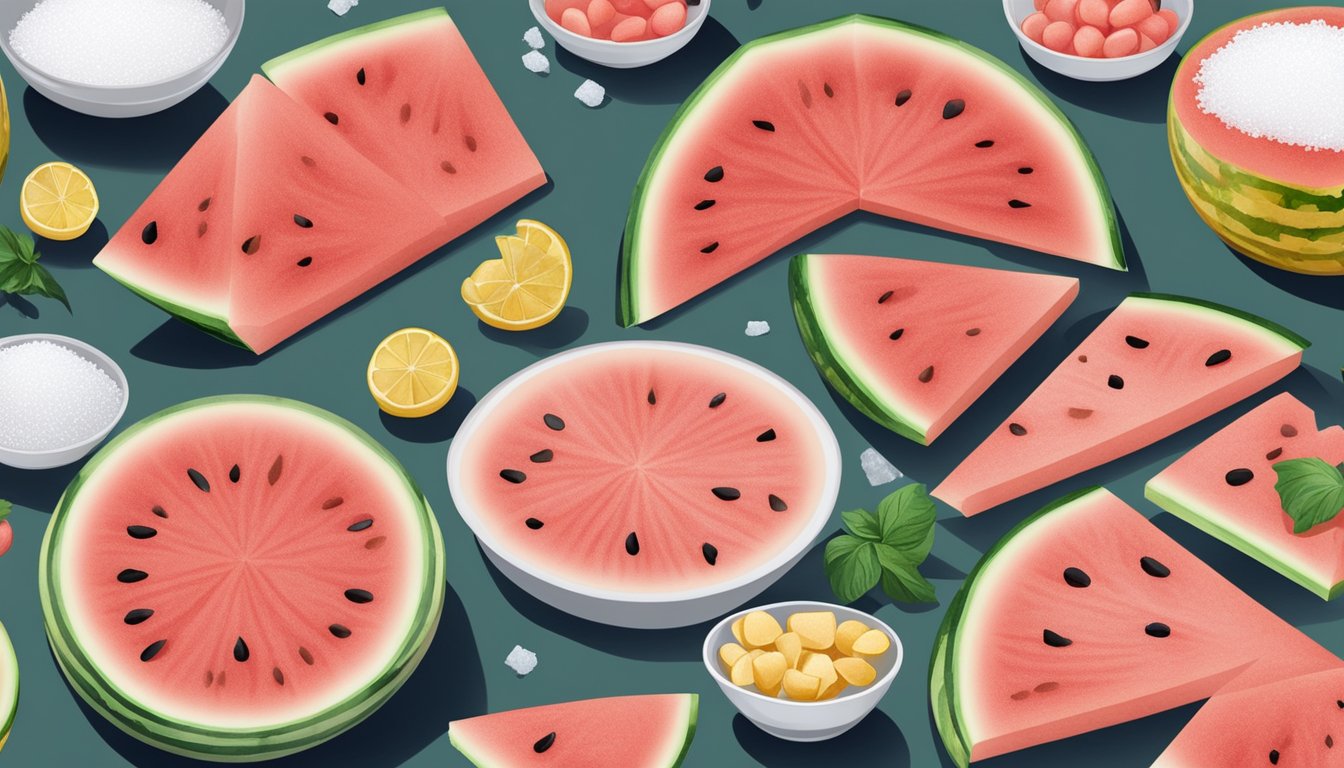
<box><xmin>730</xmin><ymin>653</ymin><xmax>755</xmax><ymax>686</ymax></box>
<box><xmin>782</xmin><ymin>669</ymin><xmax>821</xmax><ymax>701</ymax></box>
<box><xmin>798</xmin><ymin>652</ymin><xmax>838</xmax><ymax>694</ymax></box>
<box><xmin>834</xmin><ymin>620</ymin><xmax>869</xmax><ymax>656</ymax></box>
<box><xmin>751</xmin><ymin>652</ymin><xmax>788</xmax><ymax>691</ymax></box>
<box><xmin>851</xmin><ymin>629</ymin><xmax>892</xmax><ymax>657</ymax></box>
<box><xmin>834</xmin><ymin>656</ymin><xmax>878</xmax><ymax>687</ymax></box>
<box><xmin>742</xmin><ymin>611</ymin><xmax>783</xmax><ymax>648</ymax></box>
<box><xmin>774</xmin><ymin>632</ymin><xmax>803</xmax><ymax>669</ymax></box>
<box><xmin>787</xmin><ymin>610</ymin><xmax>837</xmax><ymax>650</ymax></box>
<box><xmin>816</xmin><ymin>678</ymin><xmax>848</xmax><ymax>701</ymax></box>
<box><xmin>758</xmin><ymin>681</ymin><xmax>782</xmax><ymax>698</ymax></box>
<box><xmin>719</xmin><ymin>642</ymin><xmax>748</xmax><ymax>671</ymax></box>
<box><xmin>731</xmin><ymin>617</ymin><xmax>749</xmax><ymax>648</ymax></box>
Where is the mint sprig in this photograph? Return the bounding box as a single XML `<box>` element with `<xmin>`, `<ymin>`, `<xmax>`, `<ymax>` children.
<box><xmin>1273</xmin><ymin>458</ymin><xmax>1344</xmax><ymax>534</ymax></box>
<box><xmin>0</xmin><ymin>226</ymin><xmax>69</xmax><ymax>310</ymax></box>
<box><xmin>824</xmin><ymin>484</ymin><xmax>937</xmax><ymax>605</ymax></box>
<box><xmin>0</xmin><ymin>499</ymin><xmax>9</xmax><ymax>521</ymax></box>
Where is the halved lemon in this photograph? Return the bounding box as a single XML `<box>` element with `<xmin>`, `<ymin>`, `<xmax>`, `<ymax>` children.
<box><xmin>367</xmin><ymin>328</ymin><xmax>459</xmax><ymax>418</ymax></box>
<box><xmin>21</xmin><ymin>162</ymin><xmax>98</xmax><ymax>241</ymax></box>
<box><xmin>461</xmin><ymin>219</ymin><xmax>572</xmax><ymax>331</ymax></box>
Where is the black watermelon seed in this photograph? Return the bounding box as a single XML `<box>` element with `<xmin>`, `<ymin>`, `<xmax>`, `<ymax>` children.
<box><xmin>975</xmin><ymin>139</ymin><xmax>995</xmax><ymax>148</ymax></box>
<box><xmin>1107</xmin><ymin>375</ymin><xmax>1125</xmax><ymax>390</ymax></box>
<box><xmin>703</xmin><ymin>543</ymin><xmax>718</xmax><ymax>565</ymax></box>
<box><xmin>441</xmin><ymin>161</ymin><xmax>457</xmax><ymax>174</ymax></box>
<box><xmin>366</xmin><ymin>536</ymin><xmax>386</xmax><ymax>550</ymax></box>
<box><xmin>1010</xmin><ymin>690</ymin><xmax>1031</xmax><ymax>701</ymax></box>
<box><xmin>501</xmin><ymin>469</ymin><xmax>527</xmax><ymax>484</ymax></box>
<box><xmin>1018</xmin><ymin>167</ymin><xmax>1034</xmax><ymax>175</ymax></box>
<box><xmin>229</xmin><ymin>464</ymin><xmax>240</xmax><ymax>483</ymax></box>
<box><xmin>752</xmin><ymin>120</ymin><xmax>775</xmax><ymax>132</ymax></box>
<box><xmin>241</xmin><ymin>235</ymin><xmax>261</xmax><ymax>255</ymax></box>
<box><xmin>769</xmin><ymin>494</ymin><xmax>788</xmax><ymax>512</ymax></box>
<box><xmin>757</xmin><ymin>429</ymin><xmax>776</xmax><ymax>442</ymax></box>
<box><xmin>127</xmin><ymin>525</ymin><xmax>157</xmax><ymax>540</ymax></box>
<box><xmin>1281</xmin><ymin>424</ymin><xmax>1298</xmax><ymax>437</ymax></box>
<box><xmin>347</xmin><ymin>518</ymin><xmax>374</xmax><ymax>532</ymax></box>
<box><xmin>942</xmin><ymin>99</ymin><xmax>966</xmax><ymax>119</ymax></box>
<box><xmin>234</xmin><ymin>637</ymin><xmax>250</xmax><ymax>662</ymax></box>
<box><xmin>878</xmin><ymin>290</ymin><xmax>893</xmax><ymax>304</ymax></box>
<box><xmin>1035</xmin><ymin>682</ymin><xmax>1060</xmax><ymax>693</ymax></box>
<box><xmin>625</xmin><ymin>532</ymin><xmax>640</xmax><ymax>556</ymax></box>
<box><xmin>709</xmin><ymin>393</ymin><xmax>727</xmax><ymax>408</ymax></box>
<box><xmin>152</xmin><ymin>505</ymin><xmax>168</xmax><ymax>519</ymax></box>
<box><xmin>1145</xmin><ymin>622</ymin><xmax>1171</xmax><ymax>638</ymax></box>
<box><xmin>712</xmin><ymin>487</ymin><xmax>741</xmax><ymax>501</ymax></box>
<box><xmin>140</xmin><ymin>640</ymin><xmax>167</xmax><ymax>662</ymax></box>
<box><xmin>543</xmin><ymin>413</ymin><xmax>566</xmax><ymax>431</ymax></box>
<box><xmin>204</xmin><ymin>671</ymin><xmax>214</xmax><ymax>687</ymax></box>
<box><xmin>188</xmin><ymin>468</ymin><xmax>210</xmax><ymax>492</ymax></box>
<box><xmin>704</xmin><ymin>166</ymin><xmax>724</xmax><ymax>182</ymax></box>
<box><xmin>1327</xmin><ymin>735</ymin><xmax>1334</xmax><ymax>748</ymax></box>
<box><xmin>1225</xmin><ymin>468</ymin><xmax>1254</xmax><ymax>487</ymax></box>
<box><xmin>324</xmin><ymin>112</ymin><xmax>339</xmax><ymax>125</ymax></box>
<box><xmin>1266</xmin><ymin>447</ymin><xmax>1283</xmax><ymax>461</ymax></box>
<box><xmin>1009</xmin><ymin>423</ymin><xmax>1028</xmax><ymax>436</ymax></box>
<box><xmin>1063</xmin><ymin>567</ymin><xmax>1091</xmax><ymax>588</ymax></box>
<box><xmin>694</xmin><ymin>199</ymin><xmax>716</xmax><ymax>211</ymax></box>
<box><xmin>1206</xmin><ymin>349</ymin><xmax>1232</xmax><ymax>367</ymax></box>
<box><xmin>322</xmin><ymin>497</ymin><xmax>344</xmax><ymax>510</ymax></box>
<box><xmin>1043</xmin><ymin>629</ymin><xmax>1072</xmax><ymax>648</ymax></box>
<box><xmin>199</xmin><ymin>197</ymin><xmax>212</xmax><ymax>212</ymax></box>
<box><xmin>889</xmin><ymin>328</ymin><xmax>905</xmax><ymax>341</ymax></box>
<box><xmin>1078</xmin><ymin>355</ymin><xmax>1088</xmax><ymax>363</ymax></box>
<box><xmin>700</xmin><ymin>242</ymin><xmax>720</xmax><ymax>254</ymax></box>
<box><xmin>895</xmin><ymin>89</ymin><xmax>912</xmax><ymax>106</ymax></box>
<box><xmin>124</xmin><ymin>609</ymin><xmax>155</xmax><ymax>625</ymax></box>
<box><xmin>118</xmin><ymin>569</ymin><xmax>148</xmax><ymax>583</ymax></box>
<box><xmin>274</xmin><ymin>667</ymin><xmax>285</xmax><ymax>686</ymax></box>
<box><xmin>1338</xmin><ymin>700</ymin><xmax>1343</xmax><ymax>708</ymax></box>
<box><xmin>198</xmin><ymin>221</ymin><xmax>209</xmax><ymax>237</ymax></box>
<box><xmin>294</xmin><ymin>214</ymin><xmax>313</xmax><ymax>229</ymax></box>
<box><xmin>345</xmin><ymin>589</ymin><xmax>374</xmax><ymax>604</ymax></box>
<box><xmin>525</xmin><ymin>518</ymin><xmax>545</xmax><ymax>530</ymax></box>
<box><xmin>918</xmin><ymin>366</ymin><xmax>935</xmax><ymax>383</ymax></box>
<box><xmin>141</xmin><ymin>221</ymin><xmax>158</xmax><ymax>245</ymax></box>
<box><xmin>1068</xmin><ymin>408</ymin><xmax>1094</xmax><ymax>419</ymax></box>
<box><xmin>300</xmin><ymin>647</ymin><xmax>315</xmax><ymax>665</ymax></box>
<box><xmin>648</xmin><ymin>390</ymin><xmax>657</xmax><ymax>405</ymax></box>
<box><xmin>400</xmin><ymin>103</ymin><xmax>412</xmax><ymax>124</ymax></box>
<box><xmin>356</xmin><ymin>67</ymin><xmax>366</xmax><ymax>85</ymax></box>
<box><xmin>330</xmin><ymin>624</ymin><xmax>352</xmax><ymax>639</ymax></box>
<box><xmin>297</xmin><ymin>257</ymin><xmax>313</xmax><ymax>268</ymax></box>
<box><xmin>466</xmin><ymin>136</ymin><xmax>478</xmax><ymax>152</ymax></box>
<box><xmin>1125</xmin><ymin>335</ymin><xmax>1150</xmax><ymax>349</ymax></box>
<box><xmin>823</xmin><ymin>83</ymin><xmax>834</xmax><ymax>98</ymax></box>
<box><xmin>966</xmin><ymin>328</ymin><xmax>982</xmax><ymax>336</ymax></box>
<box><xmin>1008</xmin><ymin>199</ymin><xmax>1032</xmax><ymax>209</ymax></box>
<box><xmin>534</xmin><ymin>732</ymin><xmax>557</xmax><ymax>754</ymax></box>
<box><xmin>1270</xmin><ymin>749</ymin><xmax>1280</xmax><ymax>765</ymax></box>
<box><xmin>530</xmin><ymin>450</ymin><xmax>554</xmax><ymax>463</ymax></box>
<box><xmin>269</xmin><ymin>455</ymin><xmax>283</xmax><ymax>486</ymax></box>
<box><xmin>1140</xmin><ymin>556</ymin><xmax>1170</xmax><ymax>578</ymax></box>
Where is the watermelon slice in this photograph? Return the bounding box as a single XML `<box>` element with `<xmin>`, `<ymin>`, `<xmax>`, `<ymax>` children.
<box><xmin>39</xmin><ymin>396</ymin><xmax>446</xmax><ymax>761</ymax></box>
<box><xmin>447</xmin><ymin>341</ymin><xmax>841</xmax><ymax>628</ymax></box>
<box><xmin>263</xmin><ymin>8</ymin><xmax>546</xmax><ymax>233</ymax></box>
<box><xmin>0</xmin><ymin>621</ymin><xmax>16</xmax><ymax>754</ymax></box>
<box><xmin>619</xmin><ymin>14</ymin><xmax>1120</xmax><ymax>326</ymax></box>
<box><xmin>94</xmin><ymin>76</ymin><xmax>450</xmax><ymax>354</ymax></box>
<box><xmin>934</xmin><ymin>294</ymin><xmax>1309</xmax><ymax>516</ymax></box>
<box><xmin>930</xmin><ymin>487</ymin><xmax>1341</xmax><ymax>766</ymax></box>
<box><xmin>1147</xmin><ymin>393</ymin><xmax>1344</xmax><ymax>601</ymax></box>
<box><xmin>789</xmin><ymin>253</ymin><xmax>1078</xmax><ymax>445</ymax></box>
<box><xmin>1153</xmin><ymin>667</ymin><xmax>1344</xmax><ymax>768</ymax></box>
<box><xmin>449</xmin><ymin>694</ymin><xmax>698</xmax><ymax>767</ymax></box>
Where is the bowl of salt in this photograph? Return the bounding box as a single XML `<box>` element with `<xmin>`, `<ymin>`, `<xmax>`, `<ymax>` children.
<box><xmin>0</xmin><ymin>0</ymin><xmax>244</xmax><ymax>118</ymax></box>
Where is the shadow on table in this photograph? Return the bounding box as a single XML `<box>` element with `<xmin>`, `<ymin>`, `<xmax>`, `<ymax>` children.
<box><xmin>0</xmin><ymin>293</ymin><xmax>40</xmax><ymax>319</ymax></box>
<box><xmin>735</xmin><ymin>709</ymin><xmax>910</xmax><ymax>767</ymax></box>
<box><xmin>1020</xmin><ymin>51</ymin><xmax>1180</xmax><ymax>124</ymax></box>
<box><xmin>554</xmin><ymin>17</ymin><xmax>740</xmax><ymax>105</ymax></box>
<box><xmin>38</xmin><ymin>220</ymin><xmax>108</xmax><ymax>269</ymax></box>
<box><xmin>476</xmin><ymin>306</ymin><xmax>589</xmax><ymax>355</ymax></box>
<box><xmin>1228</xmin><ymin>246</ymin><xmax>1344</xmax><ymax>311</ymax></box>
<box><xmin>379</xmin><ymin>387</ymin><xmax>477</xmax><ymax>444</ymax></box>
<box><xmin>0</xmin><ymin>457</ymin><xmax>86</xmax><ymax>512</ymax></box>
<box><xmin>75</xmin><ymin>582</ymin><xmax>482</xmax><ymax>768</ymax></box>
<box><xmin>131</xmin><ymin>319</ymin><xmax>262</xmax><ymax>370</ymax></box>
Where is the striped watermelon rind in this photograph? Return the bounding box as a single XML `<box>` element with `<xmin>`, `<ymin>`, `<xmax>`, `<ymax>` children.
<box><xmin>0</xmin><ymin>621</ymin><xmax>16</xmax><ymax>754</ymax></box>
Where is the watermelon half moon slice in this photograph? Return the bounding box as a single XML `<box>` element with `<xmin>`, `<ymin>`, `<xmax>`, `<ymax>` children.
<box><xmin>930</xmin><ymin>486</ymin><xmax>1341</xmax><ymax>766</ymax></box>
<box><xmin>934</xmin><ymin>294</ymin><xmax>1309</xmax><ymax>516</ymax></box>
<box><xmin>447</xmin><ymin>342</ymin><xmax>841</xmax><ymax>629</ymax></box>
<box><xmin>0</xmin><ymin>621</ymin><xmax>16</xmax><ymax>754</ymax></box>
<box><xmin>789</xmin><ymin>253</ymin><xmax>1078</xmax><ymax>445</ymax></box>
<box><xmin>620</xmin><ymin>14</ymin><xmax>1120</xmax><ymax>326</ymax></box>
<box><xmin>39</xmin><ymin>396</ymin><xmax>445</xmax><ymax>761</ymax></box>
<box><xmin>1148</xmin><ymin>392</ymin><xmax>1344</xmax><ymax>600</ymax></box>
<box><xmin>450</xmin><ymin>694</ymin><xmax>698</xmax><ymax>767</ymax></box>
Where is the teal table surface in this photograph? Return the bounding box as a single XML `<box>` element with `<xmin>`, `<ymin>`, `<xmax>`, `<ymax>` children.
<box><xmin>1</xmin><ymin>1</ymin><xmax>1340</xmax><ymax>765</ymax></box>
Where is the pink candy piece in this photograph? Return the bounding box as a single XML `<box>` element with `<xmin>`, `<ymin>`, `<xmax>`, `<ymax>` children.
<box><xmin>545</xmin><ymin>0</ymin><xmax>587</xmax><ymax>23</ymax></box>
<box><xmin>588</xmin><ymin>0</ymin><xmax>616</xmax><ymax>28</ymax></box>
<box><xmin>1138</xmin><ymin>32</ymin><xmax>1157</xmax><ymax>52</ymax></box>
<box><xmin>610</xmin><ymin>14</ymin><xmax>649</xmax><ymax>42</ymax></box>
<box><xmin>1157</xmin><ymin>8</ymin><xmax>1181</xmax><ymax>36</ymax></box>
<box><xmin>1042</xmin><ymin>20</ymin><xmax>1076</xmax><ymax>52</ymax></box>
<box><xmin>1135</xmin><ymin>13</ymin><xmax>1169</xmax><ymax>45</ymax></box>
<box><xmin>1076</xmin><ymin>0</ymin><xmax>1111</xmax><ymax>32</ymax></box>
<box><xmin>1021</xmin><ymin>12</ymin><xmax>1051</xmax><ymax>43</ymax></box>
<box><xmin>1073</xmin><ymin>24</ymin><xmax>1105</xmax><ymax>57</ymax></box>
<box><xmin>1103</xmin><ymin>27</ymin><xmax>1139</xmax><ymax>57</ymax></box>
<box><xmin>1109</xmin><ymin>0</ymin><xmax>1152</xmax><ymax>30</ymax></box>
<box><xmin>649</xmin><ymin>1</ymin><xmax>687</xmax><ymax>38</ymax></box>
<box><xmin>1034</xmin><ymin>0</ymin><xmax>1048</xmax><ymax>10</ymax></box>
<box><xmin>560</xmin><ymin>6</ymin><xmax>592</xmax><ymax>37</ymax></box>
<box><xmin>1043</xmin><ymin>0</ymin><xmax>1078</xmax><ymax>23</ymax></box>
<box><xmin>612</xmin><ymin>0</ymin><xmax>647</xmax><ymax>15</ymax></box>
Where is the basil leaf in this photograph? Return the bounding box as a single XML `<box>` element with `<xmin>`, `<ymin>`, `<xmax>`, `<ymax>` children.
<box><xmin>823</xmin><ymin>534</ymin><xmax>864</xmax><ymax>566</ymax></box>
<box><xmin>876</xmin><ymin>483</ymin><xmax>936</xmax><ymax>561</ymax></box>
<box><xmin>0</xmin><ymin>499</ymin><xmax>10</xmax><ymax>521</ymax></box>
<box><xmin>880</xmin><ymin>564</ymin><xmax>937</xmax><ymax>605</ymax></box>
<box><xmin>825</xmin><ymin>538</ymin><xmax>881</xmax><ymax>604</ymax></box>
<box><xmin>840</xmin><ymin>508</ymin><xmax>882</xmax><ymax>541</ymax></box>
<box><xmin>1273</xmin><ymin>457</ymin><xmax>1344</xmax><ymax>534</ymax></box>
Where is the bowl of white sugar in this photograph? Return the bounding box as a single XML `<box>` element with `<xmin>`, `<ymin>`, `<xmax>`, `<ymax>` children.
<box><xmin>0</xmin><ymin>334</ymin><xmax>129</xmax><ymax>470</ymax></box>
<box><xmin>0</xmin><ymin>0</ymin><xmax>244</xmax><ymax>118</ymax></box>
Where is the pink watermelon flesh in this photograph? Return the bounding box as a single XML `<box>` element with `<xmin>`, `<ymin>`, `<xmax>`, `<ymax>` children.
<box><xmin>452</xmin><ymin>344</ymin><xmax>832</xmax><ymax>595</ymax></box>
<box><xmin>932</xmin><ymin>487</ymin><xmax>1340</xmax><ymax>765</ymax></box>
<box><xmin>789</xmin><ymin>253</ymin><xmax>1078</xmax><ymax>444</ymax></box>
<box><xmin>1147</xmin><ymin>393</ymin><xmax>1344</xmax><ymax>600</ymax></box>
<box><xmin>934</xmin><ymin>294</ymin><xmax>1308</xmax><ymax>516</ymax></box>
<box><xmin>450</xmin><ymin>694</ymin><xmax>697</xmax><ymax>767</ymax></box>
<box><xmin>263</xmin><ymin>8</ymin><xmax>546</xmax><ymax>233</ymax></box>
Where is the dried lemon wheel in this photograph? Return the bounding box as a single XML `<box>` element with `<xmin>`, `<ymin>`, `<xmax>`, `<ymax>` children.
<box><xmin>367</xmin><ymin>328</ymin><xmax>459</xmax><ymax>418</ymax></box>
<box><xmin>21</xmin><ymin>162</ymin><xmax>98</xmax><ymax>241</ymax></box>
<box><xmin>461</xmin><ymin>219</ymin><xmax>572</xmax><ymax>331</ymax></box>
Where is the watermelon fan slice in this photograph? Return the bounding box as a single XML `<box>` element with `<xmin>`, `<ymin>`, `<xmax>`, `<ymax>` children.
<box><xmin>934</xmin><ymin>294</ymin><xmax>1309</xmax><ymax>516</ymax></box>
<box><xmin>449</xmin><ymin>694</ymin><xmax>698</xmax><ymax>768</ymax></box>
<box><xmin>930</xmin><ymin>487</ymin><xmax>1341</xmax><ymax>767</ymax></box>
<box><xmin>620</xmin><ymin>14</ymin><xmax>1120</xmax><ymax>326</ymax></box>
<box><xmin>789</xmin><ymin>253</ymin><xmax>1078</xmax><ymax>445</ymax></box>
<box><xmin>1148</xmin><ymin>393</ymin><xmax>1344</xmax><ymax>601</ymax></box>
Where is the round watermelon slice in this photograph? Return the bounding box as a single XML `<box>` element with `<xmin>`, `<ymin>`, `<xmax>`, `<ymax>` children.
<box><xmin>40</xmin><ymin>396</ymin><xmax>445</xmax><ymax>761</ymax></box>
<box><xmin>0</xmin><ymin>621</ymin><xmax>16</xmax><ymax>754</ymax></box>
<box><xmin>447</xmin><ymin>342</ymin><xmax>841</xmax><ymax>628</ymax></box>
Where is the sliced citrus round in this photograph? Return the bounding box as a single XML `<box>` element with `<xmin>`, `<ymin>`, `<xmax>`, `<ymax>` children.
<box><xmin>21</xmin><ymin>162</ymin><xmax>98</xmax><ymax>241</ymax></box>
<box><xmin>367</xmin><ymin>327</ymin><xmax>459</xmax><ymax>418</ymax></box>
<box><xmin>461</xmin><ymin>219</ymin><xmax>573</xmax><ymax>331</ymax></box>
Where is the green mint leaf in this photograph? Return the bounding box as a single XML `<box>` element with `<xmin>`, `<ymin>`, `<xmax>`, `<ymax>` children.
<box><xmin>0</xmin><ymin>499</ymin><xmax>10</xmax><ymax>521</ymax></box>
<box><xmin>876</xmin><ymin>483</ymin><xmax>936</xmax><ymax>563</ymax></box>
<box><xmin>1273</xmin><ymin>457</ymin><xmax>1344</xmax><ymax>534</ymax></box>
<box><xmin>880</xmin><ymin>563</ymin><xmax>937</xmax><ymax>604</ymax></box>
<box><xmin>0</xmin><ymin>227</ymin><xmax>35</xmax><ymax>265</ymax></box>
<box><xmin>840</xmin><ymin>508</ymin><xmax>882</xmax><ymax>541</ymax></box>
<box><xmin>825</xmin><ymin>537</ymin><xmax>881</xmax><ymax>604</ymax></box>
<box><xmin>823</xmin><ymin>534</ymin><xmax>864</xmax><ymax>566</ymax></box>
<box><xmin>21</xmin><ymin>263</ymin><xmax>70</xmax><ymax>311</ymax></box>
<box><xmin>0</xmin><ymin>258</ymin><xmax>26</xmax><ymax>292</ymax></box>
<box><xmin>875</xmin><ymin>542</ymin><xmax>917</xmax><ymax>571</ymax></box>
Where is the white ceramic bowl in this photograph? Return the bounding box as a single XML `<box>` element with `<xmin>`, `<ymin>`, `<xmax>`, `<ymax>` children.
<box><xmin>0</xmin><ymin>0</ymin><xmax>244</xmax><ymax>118</ymax></box>
<box><xmin>447</xmin><ymin>341</ymin><xmax>841</xmax><ymax>629</ymax></box>
<box><xmin>703</xmin><ymin>601</ymin><xmax>903</xmax><ymax>742</ymax></box>
<box><xmin>0</xmin><ymin>334</ymin><xmax>129</xmax><ymax>470</ymax></box>
<box><xmin>529</xmin><ymin>0</ymin><xmax>711</xmax><ymax>69</ymax></box>
<box><xmin>1003</xmin><ymin>0</ymin><xmax>1193</xmax><ymax>82</ymax></box>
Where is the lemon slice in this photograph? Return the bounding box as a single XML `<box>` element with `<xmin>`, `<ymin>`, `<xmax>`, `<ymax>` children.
<box><xmin>21</xmin><ymin>162</ymin><xmax>98</xmax><ymax>241</ymax></box>
<box><xmin>461</xmin><ymin>219</ymin><xmax>572</xmax><ymax>331</ymax></box>
<box><xmin>367</xmin><ymin>328</ymin><xmax>459</xmax><ymax>418</ymax></box>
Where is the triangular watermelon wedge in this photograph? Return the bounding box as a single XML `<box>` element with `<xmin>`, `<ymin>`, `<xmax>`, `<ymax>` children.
<box><xmin>619</xmin><ymin>14</ymin><xmax>1120</xmax><ymax>327</ymax></box>
<box><xmin>449</xmin><ymin>695</ymin><xmax>698</xmax><ymax>767</ymax></box>
<box><xmin>790</xmin><ymin>254</ymin><xmax>1078</xmax><ymax>445</ymax></box>
<box><xmin>931</xmin><ymin>487</ymin><xmax>1340</xmax><ymax>767</ymax></box>
<box><xmin>934</xmin><ymin>294</ymin><xmax>1309</xmax><ymax>516</ymax></box>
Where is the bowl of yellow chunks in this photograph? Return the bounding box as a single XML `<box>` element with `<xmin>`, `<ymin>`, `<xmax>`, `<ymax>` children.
<box><xmin>702</xmin><ymin>601</ymin><xmax>903</xmax><ymax>741</ymax></box>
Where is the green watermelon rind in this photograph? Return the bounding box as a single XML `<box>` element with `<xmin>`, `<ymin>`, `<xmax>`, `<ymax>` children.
<box><xmin>260</xmin><ymin>8</ymin><xmax>450</xmax><ymax>79</ymax></box>
<box><xmin>95</xmin><ymin>263</ymin><xmax>250</xmax><ymax>351</ymax></box>
<box><xmin>619</xmin><ymin>13</ymin><xmax>1122</xmax><ymax>327</ymax></box>
<box><xmin>929</xmin><ymin>486</ymin><xmax>1106</xmax><ymax>768</ymax></box>
<box><xmin>1125</xmin><ymin>293</ymin><xmax>1311</xmax><ymax>351</ymax></box>
<box><xmin>0</xmin><ymin>621</ymin><xmax>17</xmax><ymax>752</ymax></box>
<box><xmin>38</xmin><ymin>395</ymin><xmax>447</xmax><ymax>762</ymax></box>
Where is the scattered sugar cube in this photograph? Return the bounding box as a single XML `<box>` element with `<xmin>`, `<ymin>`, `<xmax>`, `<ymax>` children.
<box><xmin>521</xmin><ymin>50</ymin><xmax>550</xmax><ymax>74</ymax></box>
<box><xmin>505</xmin><ymin>645</ymin><xmax>538</xmax><ymax>676</ymax></box>
<box><xmin>859</xmin><ymin>448</ymin><xmax>903</xmax><ymax>487</ymax></box>
<box><xmin>327</xmin><ymin>0</ymin><xmax>357</xmax><ymax>16</ymax></box>
<box><xmin>745</xmin><ymin>321</ymin><xmax>771</xmax><ymax>337</ymax></box>
<box><xmin>523</xmin><ymin>25</ymin><xmax>545</xmax><ymax>49</ymax></box>
<box><xmin>574</xmin><ymin>79</ymin><xmax>606</xmax><ymax>108</ymax></box>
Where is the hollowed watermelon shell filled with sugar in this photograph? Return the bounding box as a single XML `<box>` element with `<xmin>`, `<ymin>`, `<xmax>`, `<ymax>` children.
<box><xmin>446</xmin><ymin>342</ymin><xmax>841</xmax><ymax>629</ymax></box>
<box><xmin>39</xmin><ymin>396</ymin><xmax>445</xmax><ymax>761</ymax></box>
<box><xmin>1148</xmin><ymin>393</ymin><xmax>1344</xmax><ymax>600</ymax></box>
<box><xmin>619</xmin><ymin>14</ymin><xmax>1121</xmax><ymax>326</ymax></box>
<box><xmin>930</xmin><ymin>487</ymin><xmax>1340</xmax><ymax>766</ymax></box>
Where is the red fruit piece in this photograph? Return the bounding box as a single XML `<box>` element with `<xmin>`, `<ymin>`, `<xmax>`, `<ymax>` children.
<box><xmin>1103</xmin><ymin>27</ymin><xmax>1139</xmax><ymax>57</ymax></box>
<box><xmin>1044</xmin><ymin>0</ymin><xmax>1078</xmax><ymax>23</ymax></box>
<box><xmin>561</xmin><ymin>6</ymin><xmax>593</xmax><ymax>37</ymax></box>
<box><xmin>588</xmin><ymin>0</ymin><xmax>616</xmax><ymax>28</ymax></box>
<box><xmin>1042</xmin><ymin>20</ymin><xmax>1076</xmax><ymax>52</ymax></box>
<box><xmin>1076</xmin><ymin>0</ymin><xmax>1111</xmax><ymax>33</ymax></box>
<box><xmin>1022</xmin><ymin>11</ymin><xmax>1051</xmax><ymax>43</ymax></box>
<box><xmin>1073</xmin><ymin>25</ymin><xmax>1106</xmax><ymax>58</ymax></box>
<box><xmin>1136</xmin><ymin>13</ymin><xmax>1170</xmax><ymax>45</ymax></box>
<box><xmin>1109</xmin><ymin>0</ymin><xmax>1152</xmax><ymax>29</ymax></box>
<box><xmin>649</xmin><ymin>2</ymin><xmax>686</xmax><ymax>38</ymax></box>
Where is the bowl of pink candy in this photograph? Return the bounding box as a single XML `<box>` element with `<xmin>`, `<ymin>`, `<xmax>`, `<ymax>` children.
<box><xmin>1004</xmin><ymin>0</ymin><xmax>1192</xmax><ymax>81</ymax></box>
<box><xmin>531</xmin><ymin>0</ymin><xmax>710</xmax><ymax>69</ymax></box>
